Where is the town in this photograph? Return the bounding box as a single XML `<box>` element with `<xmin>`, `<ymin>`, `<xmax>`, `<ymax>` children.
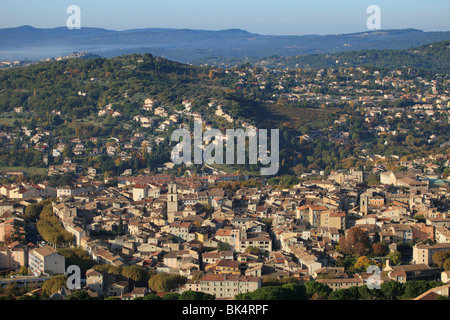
<box><xmin>0</xmin><ymin>49</ymin><xmax>449</xmax><ymax>301</ymax></box>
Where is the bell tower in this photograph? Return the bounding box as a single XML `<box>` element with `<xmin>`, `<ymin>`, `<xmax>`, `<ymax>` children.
<box><xmin>167</xmin><ymin>182</ymin><xmax>179</xmax><ymax>222</ymax></box>
<box><xmin>360</xmin><ymin>194</ymin><xmax>369</xmax><ymax>216</ymax></box>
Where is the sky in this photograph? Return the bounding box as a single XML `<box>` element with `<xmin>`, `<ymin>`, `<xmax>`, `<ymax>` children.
<box><xmin>0</xmin><ymin>0</ymin><xmax>449</xmax><ymax>35</ymax></box>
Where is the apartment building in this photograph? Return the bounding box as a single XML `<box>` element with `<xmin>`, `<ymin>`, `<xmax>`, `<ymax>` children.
<box><xmin>199</xmin><ymin>274</ymin><xmax>261</xmax><ymax>299</ymax></box>
<box><xmin>0</xmin><ymin>242</ymin><xmax>28</xmax><ymax>270</ymax></box>
<box><xmin>239</xmin><ymin>236</ymin><xmax>272</xmax><ymax>254</ymax></box>
<box><xmin>28</xmin><ymin>245</ymin><xmax>65</xmax><ymax>276</ymax></box>
<box><xmin>413</xmin><ymin>243</ymin><xmax>450</xmax><ymax>266</ymax></box>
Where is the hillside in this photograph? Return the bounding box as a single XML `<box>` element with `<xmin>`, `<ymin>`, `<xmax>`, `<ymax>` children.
<box><xmin>200</xmin><ymin>40</ymin><xmax>450</xmax><ymax>74</ymax></box>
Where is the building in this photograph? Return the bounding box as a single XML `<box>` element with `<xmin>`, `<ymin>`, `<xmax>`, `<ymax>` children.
<box><xmin>213</xmin><ymin>260</ymin><xmax>241</xmax><ymax>275</ymax></box>
<box><xmin>167</xmin><ymin>183</ymin><xmax>179</xmax><ymax>222</ymax></box>
<box><xmin>239</xmin><ymin>236</ymin><xmax>272</xmax><ymax>254</ymax></box>
<box><xmin>384</xmin><ymin>260</ymin><xmax>441</xmax><ymax>282</ymax></box>
<box><xmin>28</xmin><ymin>245</ymin><xmax>65</xmax><ymax>276</ymax></box>
<box><xmin>0</xmin><ymin>242</ymin><xmax>28</xmax><ymax>270</ymax></box>
<box><xmin>317</xmin><ymin>275</ymin><xmax>365</xmax><ymax>291</ymax></box>
<box><xmin>412</xmin><ymin>243</ymin><xmax>450</xmax><ymax>266</ymax></box>
<box><xmin>86</xmin><ymin>268</ymin><xmax>104</xmax><ymax>296</ymax></box>
<box><xmin>199</xmin><ymin>274</ymin><xmax>261</xmax><ymax>299</ymax></box>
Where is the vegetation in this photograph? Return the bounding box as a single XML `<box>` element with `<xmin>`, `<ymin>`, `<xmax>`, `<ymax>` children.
<box><xmin>36</xmin><ymin>203</ymin><xmax>73</xmax><ymax>245</ymax></box>
<box><xmin>147</xmin><ymin>272</ymin><xmax>187</xmax><ymax>292</ymax></box>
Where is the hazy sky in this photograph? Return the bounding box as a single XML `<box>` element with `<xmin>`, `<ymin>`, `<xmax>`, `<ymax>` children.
<box><xmin>1</xmin><ymin>0</ymin><xmax>449</xmax><ymax>35</ymax></box>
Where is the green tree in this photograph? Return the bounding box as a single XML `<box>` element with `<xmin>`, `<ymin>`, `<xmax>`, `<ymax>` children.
<box><xmin>121</xmin><ymin>265</ymin><xmax>149</xmax><ymax>284</ymax></box>
<box><xmin>280</xmin><ymin>283</ymin><xmax>307</xmax><ymax>300</ymax></box>
<box><xmin>179</xmin><ymin>290</ymin><xmax>215</xmax><ymax>300</ymax></box>
<box><xmin>142</xmin><ymin>294</ymin><xmax>162</xmax><ymax>300</ymax></box>
<box><xmin>380</xmin><ymin>281</ymin><xmax>403</xmax><ymax>300</ymax></box>
<box><xmin>329</xmin><ymin>288</ymin><xmax>357</xmax><ymax>300</ymax></box>
<box><xmin>402</xmin><ymin>281</ymin><xmax>430</xmax><ymax>299</ymax></box>
<box><xmin>217</xmin><ymin>241</ymin><xmax>232</xmax><ymax>252</ymax></box>
<box><xmin>304</xmin><ymin>281</ymin><xmax>332</xmax><ymax>300</ymax></box>
<box><xmin>41</xmin><ymin>275</ymin><xmax>67</xmax><ymax>297</ymax></box>
<box><xmin>24</xmin><ymin>203</ymin><xmax>44</xmax><ymax>222</ymax></box>
<box><xmin>385</xmin><ymin>251</ymin><xmax>402</xmax><ymax>266</ymax></box>
<box><xmin>162</xmin><ymin>292</ymin><xmax>180</xmax><ymax>300</ymax></box>
<box><xmin>148</xmin><ymin>273</ymin><xmax>186</xmax><ymax>292</ymax></box>
<box><xmin>358</xmin><ymin>285</ymin><xmax>382</xmax><ymax>300</ymax></box>
<box><xmin>66</xmin><ymin>290</ymin><xmax>92</xmax><ymax>300</ymax></box>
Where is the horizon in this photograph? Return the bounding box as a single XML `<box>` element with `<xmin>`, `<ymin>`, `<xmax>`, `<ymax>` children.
<box><xmin>0</xmin><ymin>1</ymin><xmax>449</xmax><ymax>36</ymax></box>
<box><xmin>2</xmin><ymin>25</ymin><xmax>450</xmax><ymax>38</ymax></box>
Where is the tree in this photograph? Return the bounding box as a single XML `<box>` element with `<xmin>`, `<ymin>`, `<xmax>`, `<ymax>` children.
<box><xmin>385</xmin><ymin>251</ymin><xmax>402</xmax><ymax>266</ymax></box>
<box><xmin>354</xmin><ymin>256</ymin><xmax>371</xmax><ymax>271</ymax></box>
<box><xmin>280</xmin><ymin>283</ymin><xmax>307</xmax><ymax>300</ymax></box>
<box><xmin>66</xmin><ymin>290</ymin><xmax>92</xmax><ymax>300</ymax></box>
<box><xmin>304</xmin><ymin>281</ymin><xmax>332</xmax><ymax>300</ymax></box>
<box><xmin>217</xmin><ymin>241</ymin><xmax>232</xmax><ymax>252</ymax></box>
<box><xmin>24</xmin><ymin>203</ymin><xmax>44</xmax><ymax>222</ymax></box>
<box><xmin>162</xmin><ymin>292</ymin><xmax>180</xmax><ymax>300</ymax></box>
<box><xmin>329</xmin><ymin>288</ymin><xmax>357</xmax><ymax>300</ymax></box>
<box><xmin>372</xmin><ymin>242</ymin><xmax>389</xmax><ymax>256</ymax></box>
<box><xmin>402</xmin><ymin>281</ymin><xmax>430</xmax><ymax>299</ymax></box>
<box><xmin>58</xmin><ymin>247</ymin><xmax>96</xmax><ymax>277</ymax></box>
<box><xmin>179</xmin><ymin>290</ymin><xmax>215</xmax><ymax>300</ymax></box>
<box><xmin>148</xmin><ymin>273</ymin><xmax>186</xmax><ymax>292</ymax></box>
<box><xmin>380</xmin><ymin>281</ymin><xmax>403</xmax><ymax>300</ymax></box>
<box><xmin>432</xmin><ymin>250</ymin><xmax>450</xmax><ymax>268</ymax></box>
<box><xmin>245</xmin><ymin>246</ymin><xmax>261</xmax><ymax>255</ymax></box>
<box><xmin>41</xmin><ymin>275</ymin><xmax>67</xmax><ymax>297</ymax></box>
<box><xmin>236</xmin><ymin>286</ymin><xmax>289</xmax><ymax>300</ymax></box>
<box><xmin>338</xmin><ymin>227</ymin><xmax>371</xmax><ymax>257</ymax></box>
<box><xmin>142</xmin><ymin>294</ymin><xmax>162</xmax><ymax>300</ymax></box>
<box><xmin>358</xmin><ymin>285</ymin><xmax>382</xmax><ymax>300</ymax></box>
<box><xmin>121</xmin><ymin>265</ymin><xmax>149</xmax><ymax>284</ymax></box>
<box><xmin>444</xmin><ymin>258</ymin><xmax>450</xmax><ymax>271</ymax></box>
<box><xmin>117</xmin><ymin>216</ymin><xmax>125</xmax><ymax>236</ymax></box>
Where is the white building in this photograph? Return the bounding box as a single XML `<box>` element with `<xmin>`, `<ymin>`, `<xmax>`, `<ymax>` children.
<box><xmin>28</xmin><ymin>245</ymin><xmax>65</xmax><ymax>276</ymax></box>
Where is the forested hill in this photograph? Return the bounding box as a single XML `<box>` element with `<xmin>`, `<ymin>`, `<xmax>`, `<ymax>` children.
<box><xmin>0</xmin><ymin>53</ymin><xmax>260</xmax><ymax>122</ymax></box>
<box><xmin>202</xmin><ymin>40</ymin><xmax>450</xmax><ymax>74</ymax></box>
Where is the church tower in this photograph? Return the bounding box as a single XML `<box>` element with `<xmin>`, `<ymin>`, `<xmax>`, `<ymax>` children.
<box><xmin>167</xmin><ymin>182</ymin><xmax>179</xmax><ymax>222</ymax></box>
<box><xmin>360</xmin><ymin>194</ymin><xmax>369</xmax><ymax>216</ymax></box>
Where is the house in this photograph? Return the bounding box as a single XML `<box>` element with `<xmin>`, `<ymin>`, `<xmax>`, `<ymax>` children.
<box><xmin>317</xmin><ymin>275</ymin><xmax>365</xmax><ymax>291</ymax></box>
<box><xmin>105</xmin><ymin>281</ymin><xmax>128</xmax><ymax>297</ymax></box>
<box><xmin>413</xmin><ymin>284</ymin><xmax>450</xmax><ymax>300</ymax></box>
<box><xmin>384</xmin><ymin>260</ymin><xmax>441</xmax><ymax>282</ymax></box>
<box><xmin>86</xmin><ymin>268</ymin><xmax>104</xmax><ymax>296</ymax></box>
<box><xmin>212</xmin><ymin>259</ymin><xmax>241</xmax><ymax>275</ymax></box>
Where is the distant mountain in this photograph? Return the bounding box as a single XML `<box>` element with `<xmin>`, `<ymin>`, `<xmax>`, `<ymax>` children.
<box><xmin>0</xmin><ymin>26</ymin><xmax>449</xmax><ymax>64</ymax></box>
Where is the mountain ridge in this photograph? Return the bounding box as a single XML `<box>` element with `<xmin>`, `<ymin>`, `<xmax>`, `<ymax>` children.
<box><xmin>1</xmin><ymin>26</ymin><xmax>450</xmax><ymax>63</ymax></box>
